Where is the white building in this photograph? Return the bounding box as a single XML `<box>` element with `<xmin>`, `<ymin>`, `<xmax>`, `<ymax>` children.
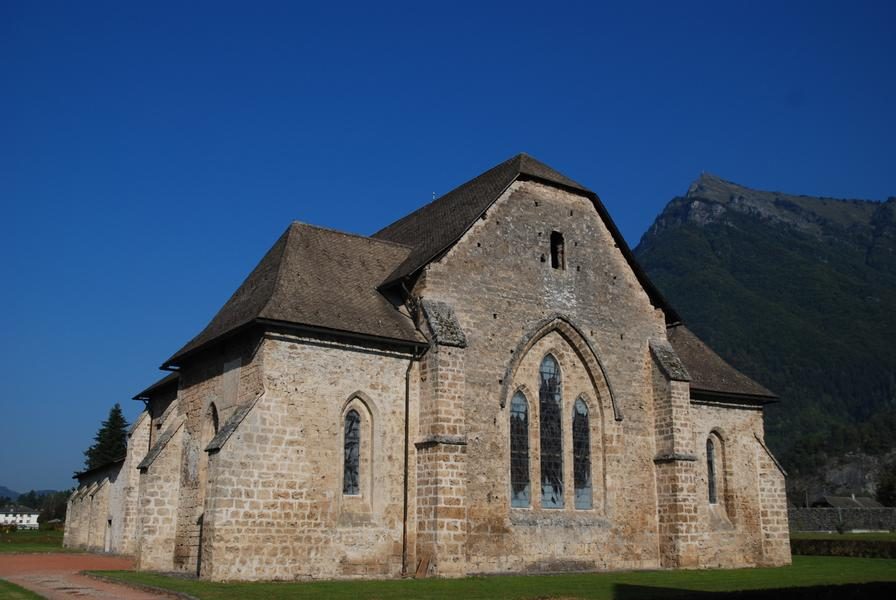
<box><xmin>0</xmin><ymin>505</ymin><xmax>40</xmax><ymax>530</ymax></box>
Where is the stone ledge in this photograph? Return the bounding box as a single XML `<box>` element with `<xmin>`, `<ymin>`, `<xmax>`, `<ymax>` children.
<box><xmin>137</xmin><ymin>416</ymin><xmax>185</xmax><ymax>471</ymax></box>
<box><xmin>205</xmin><ymin>392</ymin><xmax>265</xmax><ymax>452</ymax></box>
<box><xmin>653</xmin><ymin>452</ymin><xmax>698</xmax><ymax>463</ymax></box>
<box><xmin>421</xmin><ymin>299</ymin><xmax>467</xmax><ymax>348</ymax></box>
<box><xmin>509</xmin><ymin>511</ymin><xmax>612</xmax><ymax>528</ymax></box>
<box><xmin>414</xmin><ymin>435</ymin><xmax>467</xmax><ymax>449</ymax></box>
<box><xmin>649</xmin><ymin>338</ymin><xmax>691</xmax><ymax>382</ymax></box>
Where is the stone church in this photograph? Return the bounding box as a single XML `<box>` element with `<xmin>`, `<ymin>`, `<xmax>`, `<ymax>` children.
<box><xmin>64</xmin><ymin>154</ymin><xmax>791</xmax><ymax>580</ymax></box>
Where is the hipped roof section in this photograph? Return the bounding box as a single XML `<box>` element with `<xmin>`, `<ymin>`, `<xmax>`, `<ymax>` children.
<box><xmin>373</xmin><ymin>153</ymin><xmax>680</xmax><ymax>323</ymax></box>
<box><xmin>667</xmin><ymin>324</ymin><xmax>776</xmax><ymax>402</ymax></box>
<box><xmin>163</xmin><ymin>223</ymin><xmax>426</xmax><ymax>368</ymax></box>
<box><xmin>163</xmin><ymin>153</ymin><xmax>691</xmax><ymax>370</ymax></box>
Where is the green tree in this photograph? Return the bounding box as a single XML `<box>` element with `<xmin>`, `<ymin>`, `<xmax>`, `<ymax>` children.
<box><xmin>17</xmin><ymin>490</ymin><xmax>40</xmax><ymax>509</ymax></box>
<box><xmin>83</xmin><ymin>403</ymin><xmax>129</xmax><ymax>470</ymax></box>
<box><xmin>38</xmin><ymin>490</ymin><xmax>71</xmax><ymax>522</ymax></box>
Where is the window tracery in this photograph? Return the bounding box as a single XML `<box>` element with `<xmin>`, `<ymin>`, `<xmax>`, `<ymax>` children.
<box><xmin>707</xmin><ymin>437</ymin><xmax>718</xmax><ymax>504</ymax></box>
<box><xmin>343</xmin><ymin>409</ymin><xmax>361</xmax><ymax>495</ymax></box>
<box><xmin>573</xmin><ymin>397</ymin><xmax>592</xmax><ymax>509</ymax></box>
<box><xmin>510</xmin><ymin>392</ymin><xmax>530</xmax><ymax>507</ymax></box>
<box><xmin>539</xmin><ymin>355</ymin><xmax>563</xmax><ymax>508</ymax></box>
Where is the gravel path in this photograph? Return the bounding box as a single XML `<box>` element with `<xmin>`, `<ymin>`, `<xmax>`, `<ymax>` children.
<box><xmin>0</xmin><ymin>553</ymin><xmax>173</xmax><ymax>599</ymax></box>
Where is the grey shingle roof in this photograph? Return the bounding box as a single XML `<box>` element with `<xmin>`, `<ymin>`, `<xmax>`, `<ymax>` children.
<box><xmin>372</xmin><ymin>154</ymin><xmax>679</xmax><ymax>325</ymax></box>
<box><xmin>164</xmin><ymin>223</ymin><xmax>425</xmax><ymax>368</ymax></box>
<box><xmin>667</xmin><ymin>324</ymin><xmax>776</xmax><ymax>401</ymax></box>
<box><xmin>133</xmin><ymin>372</ymin><xmax>179</xmax><ymax>401</ymax></box>
<box><xmin>73</xmin><ymin>457</ymin><xmax>125</xmax><ymax>480</ymax></box>
<box><xmin>162</xmin><ymin>154</ymin><xmax>726</xmax><ymax>377</ymax></box>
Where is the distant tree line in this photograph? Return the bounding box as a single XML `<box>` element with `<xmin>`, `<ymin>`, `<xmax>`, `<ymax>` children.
<box><xmin>1</xmin><ymin>489</ymin><xmax>71</xmax><ymax>522</ymax></box>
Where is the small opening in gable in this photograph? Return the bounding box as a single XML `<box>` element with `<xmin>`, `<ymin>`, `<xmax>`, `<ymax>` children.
<box><xmin>550</xmin><ymin>231</ymin><xmax>565</xmax><ymax>270</ymax></box>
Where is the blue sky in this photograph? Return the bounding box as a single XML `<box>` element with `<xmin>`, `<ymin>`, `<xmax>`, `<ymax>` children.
<box><xmin>1</xmin><ymin>1</ymin><xmax>894</xmax><ymax>492</ymax></box>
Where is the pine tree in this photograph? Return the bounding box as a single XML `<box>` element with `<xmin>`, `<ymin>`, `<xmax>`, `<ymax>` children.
<box><xmin>83</xmin><ymin>403</ymin><xmax>129</xmax><ymax>470</ymax></box>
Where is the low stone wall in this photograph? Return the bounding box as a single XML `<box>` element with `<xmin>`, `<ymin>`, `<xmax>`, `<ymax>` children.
<box><xmin>788</xmin><ymin>508</ymin><xmax>896</xmax><ymax>532</ymax></box>
<box><xmin>790</xmin><ymin>538</ymin><xmax>896</xmax><ymax>559</ymax></box>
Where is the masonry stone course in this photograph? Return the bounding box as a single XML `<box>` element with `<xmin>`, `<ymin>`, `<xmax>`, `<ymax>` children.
<box><xmin>65</xmin><ymin>154</ymin><xmax>789</xmax><ymax>580</ymax></box>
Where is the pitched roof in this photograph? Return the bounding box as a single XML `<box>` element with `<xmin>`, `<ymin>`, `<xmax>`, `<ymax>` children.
<box><xmin>73</xmin><ymin>457</ymin><xmax>125</xmax><ymax>480</ymax></box>
<box><xmin>667</xmin><ymin>324</ymin><xmax>776</xmax><ymax>401</ymax></box>
<box><xmin>133</xmin><ymin>372</ymin><xmax>179</xmax><ymax>401</ymax></box>
<box><xmin>373</xmin><ymin>153</ymin><xmax>680</xmax><ymax>322</ymax></box>
<box><xmin>164</xmin><ymin>223</ymin><xmax>426</xmax><ymax>368</ymax></box>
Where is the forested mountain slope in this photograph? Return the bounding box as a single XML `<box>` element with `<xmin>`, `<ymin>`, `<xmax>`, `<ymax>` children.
<box><xmin>634</xmin><ymin>174</ymin><xmax>896</xmax><ymax>493</ymax></box>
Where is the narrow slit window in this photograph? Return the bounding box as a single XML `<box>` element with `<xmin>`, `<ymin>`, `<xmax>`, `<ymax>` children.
<box><xmin>550</xmin><ymin>231</ymin><xmax>565</xmax><ymax>269</ymax></box>
<box><xmin>343</xmin><ymin>410</ymin><xmax>361</xmax><ymax>495</ymax></box>
<box><xmin>510</xmin><ymin>392</ymin><xmax>531</xmax><ymax>507</ymax></box>
<box><xmin>707</xmin><ymin>437</ymin><xmax>717</xmax><ymax>504</ymax></box>
<box><xmin>210</xmin><ymin>404</ymin><xmax>219</xmax><ymax>436</ymax></box>
<box><xmin>539</xmin><ymin>355</ymin><xmax>564</xmax><ymax>508</ymax></box>
<box><xmin>573</xmin><ymin>398</ymin><xmax>592</xmax><ymax>509</ymax></box>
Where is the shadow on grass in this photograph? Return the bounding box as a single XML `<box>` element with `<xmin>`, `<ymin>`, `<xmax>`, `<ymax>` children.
<box><xmin>613</xmin><ymin>582</ymin><xmax>896</xmax><ymax>599</ymax></box>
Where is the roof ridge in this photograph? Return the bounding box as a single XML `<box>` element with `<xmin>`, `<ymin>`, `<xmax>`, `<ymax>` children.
<box><xmin>372</xmin><ymin>154</ymin><xmax>520</xmax><ymax>238</ymax></box>
<box><xmin>292</xmin><ymin>220</ymin><xmax>413</xmax><ymax>249</ymax></box>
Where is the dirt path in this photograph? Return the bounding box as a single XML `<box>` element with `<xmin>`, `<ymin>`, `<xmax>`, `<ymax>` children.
<box><xmin>0</xmin><ymin>553</ymin><xmax>173</xmax><ymax>599</ymax></box>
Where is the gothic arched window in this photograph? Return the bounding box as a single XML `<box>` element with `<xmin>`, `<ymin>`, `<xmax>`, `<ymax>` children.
<box><xmin>343</xmin><ymin>410</ymin><xmax>361</xmax><ymax>495</ymax></box>
<box><xmin>707</xmin><ymin>437</ymin><xmax>718</xmax><ymax>504</ymax></box>
<box><xmin>573</xmin><ymin>397</ymin><xmax>592</xmax><ymax>509</ymax></box>
<box><xmin>510</xmin><ymin>391</ymin><xmax>530</xmax><ymax>507</ymax></box>
<box><xmin>539</xmin><ymin>355</ymin><xmax>563</xmax><ymax>508</ymax></box>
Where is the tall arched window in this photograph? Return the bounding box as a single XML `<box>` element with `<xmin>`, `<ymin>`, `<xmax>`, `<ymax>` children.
<box><xmin>573</xmin><ymin>397</ymin><xmax>592</xmax><ymax>509</ymax></box>
<box><xmin>539</xmin><ymin>355</ymin><xmax>563</xmax><ymax>508</ymax></box>
<box><xmin>510</xmin><ymin>391</ymin><xmax>530</xmax><ymax>507</ymax></box>
<box><xmin>343</xmin><ymin>410</ymin><xmax>361</xmax><ymax>495</ymax></box>
<box><xmin>707</xmin><ymin>437</ymin><xmax>718</xmax><ymax>504</ymax></box>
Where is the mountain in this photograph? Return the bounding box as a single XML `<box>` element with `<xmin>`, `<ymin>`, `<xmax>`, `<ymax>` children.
<box><xmin>634</xmin><ymin>173</ymin><xmax>896</xmax><ymax>498</ymax></box>
<box><xmin>0</xmin><ymin>486</ymin><xmax>20</xmax><ymax>500</ymax></box>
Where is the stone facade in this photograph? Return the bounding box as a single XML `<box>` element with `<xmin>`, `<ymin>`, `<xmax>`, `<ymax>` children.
<box><xmin>64</xmin><ymin>155</ymin><xmax>790</xmax><ymax>579</ymax></box>
<box><xmin>64</xmin><ymin>411</ymin><xmax>149</xmax><ymax>554</ymax></box>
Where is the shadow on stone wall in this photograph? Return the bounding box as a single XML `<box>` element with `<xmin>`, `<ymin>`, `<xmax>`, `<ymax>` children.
<box><xmin>612</xmin><ymin>582</ymin><xmax>896</xmax><ymax>599</ymax></box>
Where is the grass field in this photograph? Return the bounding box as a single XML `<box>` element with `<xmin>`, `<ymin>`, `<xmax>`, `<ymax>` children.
<box><xmin>0</xmin><ymin>578</ymin><xmax>43</xmax><ymax>599</ymax></box>
<box><xmin>790</xmin><ymin>531</ymin><xmax>896</xmax><ymax>542</ymax></box>
<box><xmin>0</xmin><ymin>529</ymin><xmax>67</xmax><ymax>553</ymax></box>
<box><xmin>93</xmin><ymin>556</ymin><xmax>896</xmax><ymax>600</ymax></box>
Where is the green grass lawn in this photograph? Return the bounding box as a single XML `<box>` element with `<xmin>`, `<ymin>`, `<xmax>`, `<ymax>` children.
<box><xmin>790</xmin><ymin>531</ymin><xmax>896</xmax><ymax>542</ymax></box>
<box><xmin>0</xmin><ymin>528</ymin><xmax>68</xmax><ymax>553</ymax></box>
<box><xmin>0</xmin><ymin>578</ymin><xmax>44</xmax><ymax>599</ymax></box>
<box><xmin>92</xmin><ymin>556</ymin><xmax>896</xmax><ymax>600</ymax></box>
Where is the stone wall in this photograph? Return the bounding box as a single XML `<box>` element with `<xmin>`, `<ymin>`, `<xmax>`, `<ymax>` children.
<box><xmin>789</xmin><ymin>508</ymin><xmax>896</xmax><ymax>532</ymax></box>
<box><xmin>64</xmin><ymin>412</ymin><xmax>150</xmax><ymax>556</ymax></box>
<box><xmin>117</xmin><ymin>176</ymin><xmax>790</xmax><ymax>578</ymax></box>
<box><xmin>136</xmin><ymin>417</ymin><xmax>184</xmax><ymax>571</ymax></box>
<box><xmin>689</xmin><ymin>402</ymin><xmax>790</xmax><ymax>567</ymax></box>
<box><xmin>172</xmin><ymin>333</ymin><xmax>263</xmax><ymax>574</ymax></box>
<box><xmin>412</xmin><ymin>180</ymin><xmax>666</xmax><ymax>574</ymax></box>
<box><xmin>200</xmin><ymin>332</ymin><xmax>416</xmax><ymax>581</ymax></box>
<box><xmin>65</xmin><ymin>409</ymin><xmax>155</xmax><ymax>556</ymax></box>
